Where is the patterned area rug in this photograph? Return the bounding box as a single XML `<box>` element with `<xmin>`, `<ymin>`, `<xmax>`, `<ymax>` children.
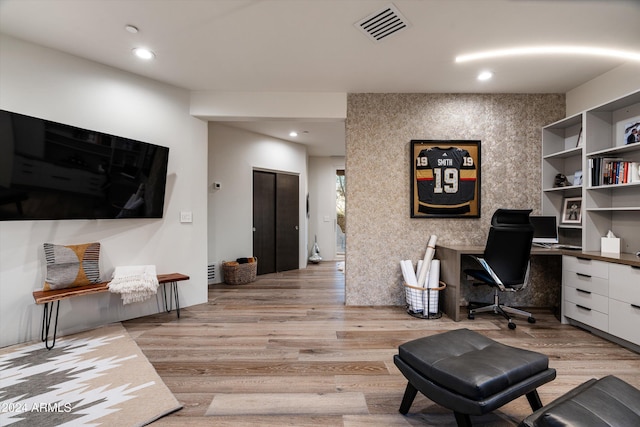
<box><xmin>0</xmin><ymin>323</ymin><xmax>181</xmax><ymax>426</ymax></box>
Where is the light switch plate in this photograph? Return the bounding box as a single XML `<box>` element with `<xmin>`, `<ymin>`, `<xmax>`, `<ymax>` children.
<box><xmin>180</xmin><ymin>211</ymin><xmax>193</xmax><ymax>223</ymax></box>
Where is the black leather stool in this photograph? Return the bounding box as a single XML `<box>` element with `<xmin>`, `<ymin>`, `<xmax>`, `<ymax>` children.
<box><xmin>520</xmin><ymin>375</ymin><xmax>640</xmax><ymax>427</ymax></box>
<box><xmin>394</xmin><ymin>328</ymin><xmax>556</xmax><ymax>427</ymax></box>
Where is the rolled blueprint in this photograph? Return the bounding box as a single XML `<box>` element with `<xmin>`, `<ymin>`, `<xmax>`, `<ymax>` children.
<box><xmin>401</xmin><ymin>260</ymin><xmax>423</xmax><ymax>312</ymax></box>
<box><xmin>416</xmin><ymin>235</ymin><xmax>438</xmax><ymax>287</ymax></box>
<box><xmin>425</xmin><ymin>259</ymin><xmax>440</xmax><ymax>314</ymax></box>
<box><xmin>400</xmin><ymin>259</ymin><xmax>418</xmax><ymax>286</ymax></box>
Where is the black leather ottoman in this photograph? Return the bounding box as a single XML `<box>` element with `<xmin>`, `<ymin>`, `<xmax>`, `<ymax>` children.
<box><xmin>394</xmin><ymin>328</ymin><xmax>556</xmax><ymax>427</ymax></box>
<box><xmin>520</xmin><ymin>375</ymin><xmax>640</xmax><ymax>427</ymax></box>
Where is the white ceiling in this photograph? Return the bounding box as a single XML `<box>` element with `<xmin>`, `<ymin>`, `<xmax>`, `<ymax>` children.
<box><xmin>1</xmin><ymin>0</ymin><xmax>639</xmax><ymax>156</ymax></box>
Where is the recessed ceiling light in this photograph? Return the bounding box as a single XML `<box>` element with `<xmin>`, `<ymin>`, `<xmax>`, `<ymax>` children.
<box><xmin>477</xmin><ymin>71</ymin><xmax>493</xmax><ymax>81</ymax></box>
<box><xmin>455</xmin><ymin>46</ymin><xmax>640</xmax><ymax>62</ymax></box>
<box><xmin>132</xmin><ymin>48</ymin><xmax>155</xmax><ymax>60</ymax></box>
<box><xmin>289</xmin><ymin>131</ymin><xmax>298</xmax><ymax>137</ymax></box>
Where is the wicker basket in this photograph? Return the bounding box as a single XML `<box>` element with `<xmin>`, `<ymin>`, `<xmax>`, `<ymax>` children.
<box><xmin>222</xmin><ymin>259</ymin><xmax>257</xmax><ymax>285</ymax></box>
<box><xmin>404</xmin><ymin>281</ymin><xmax>446</xmax><ymax>319</ymax></box>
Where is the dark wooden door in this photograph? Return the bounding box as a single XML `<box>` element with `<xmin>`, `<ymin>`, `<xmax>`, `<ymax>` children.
<box><xmin>276</xmin><ymin>173</ymin><xmax>299</xmax><ymax>272</ymax></box>
<box><xmin>253</xmin><ymin>171</ymin><xmax>276</xmax><ymax>274</ymax></box>
<box><xmin>253</xmin><ymin>171</ymin><xmax>299</xmax><ymax>275</ymax></box>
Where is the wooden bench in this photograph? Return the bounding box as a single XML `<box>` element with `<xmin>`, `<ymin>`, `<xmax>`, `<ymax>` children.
<box><xmin>33</xmin><ymin>273</ymin><xmax>189</xmax><ymax>349</ymax></box>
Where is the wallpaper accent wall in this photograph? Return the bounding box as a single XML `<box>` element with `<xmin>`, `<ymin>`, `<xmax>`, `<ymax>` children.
<box><xmin>345</xmin><ymin>93</ymin><xmax>566</xmax><ymax>307</ymax></box>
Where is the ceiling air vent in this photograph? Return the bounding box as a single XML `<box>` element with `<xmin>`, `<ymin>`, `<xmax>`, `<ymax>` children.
<box><xmin>355</xmin><ymin>3</ymin><xmax>410</xmax><ymax>42</ymax></box>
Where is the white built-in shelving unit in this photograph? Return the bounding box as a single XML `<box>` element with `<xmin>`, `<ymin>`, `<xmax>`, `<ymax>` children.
<box><xmin>542</xmin><ymin>90</ymin><xmax>640</xmax><ymax>253</ymax></box>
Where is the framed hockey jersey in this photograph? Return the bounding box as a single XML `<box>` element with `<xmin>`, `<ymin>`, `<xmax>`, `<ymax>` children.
<box><xmin>411</xmin><ymin>140</ymin><xmax>481</xmax><ymax>218</ymax></box>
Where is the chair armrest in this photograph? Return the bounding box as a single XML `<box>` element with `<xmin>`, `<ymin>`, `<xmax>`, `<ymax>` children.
<box><xmin>467</xmin><ymin>255</ymin><xmax>505</xmax><ymax>290</ymax></box>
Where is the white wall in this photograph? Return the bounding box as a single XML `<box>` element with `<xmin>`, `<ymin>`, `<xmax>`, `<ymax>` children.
<box><xmin>308</xmin><ymin>156</ymin><xmax>345</xmax><ymax>261</ymax></box>
<box><xmin>208</xmin><ymin>123</ymin><xmax>308</xmax><ymax>281</ymax></box>
<box><xmin>0</xmin><ymin>35</ymin><xmax>209</xmax><ymax>347</ymax></box>
<box><xmin>566</xmin><ymin>63</ymin><xmax>640</xmax><ymax>115</ymax></box>
<box><xmin>191</xmin><ymin>91</ymin><xmax>346</xmax><ymax>121</ymax></box>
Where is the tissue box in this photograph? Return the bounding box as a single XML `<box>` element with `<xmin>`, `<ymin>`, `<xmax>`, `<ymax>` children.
<box><xmin>601</xmin><ymin>237</ymin><xmax>620</xmax><ymax>254</ymax></box>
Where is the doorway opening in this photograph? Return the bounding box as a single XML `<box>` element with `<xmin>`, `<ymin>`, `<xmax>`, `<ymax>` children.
<box><xmin>336</xmin><ymin>169</ymin><xmax>345</xmax><ymax>258</ymax></box>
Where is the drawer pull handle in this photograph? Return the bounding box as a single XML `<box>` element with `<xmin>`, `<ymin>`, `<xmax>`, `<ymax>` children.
<box><xmin>632</xmin><ymin>304</ymin><xmax>640</xmax><ymax>310</ymax></box>
<box><xmin>577</xmin><ymin>257</ymin><xmax>590</xmax><ymax>261</ymax></box>
<box><xmin>576</xmin><ymin>288</ymin><xmax>591</xmax><ymax>295</ymax></box>
<box><xmin>632</xmin><ymin>266</ymin><xmax>640</xmax><ymax>270</ymax></box>
<box><xmin>576</xmin><ymin>273</ymin><xmax>591</xmax><ymax>278</ymax></box>
<box><xmin>576</xmin><ymin>304</ymin><xmax>591</xmax><ymax>311</ymax></box>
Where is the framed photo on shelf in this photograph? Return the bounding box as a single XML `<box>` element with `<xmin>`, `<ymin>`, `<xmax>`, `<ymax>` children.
<box><xmin>410</xmin><ymin>140</ymin><xmax>481</xmax><ymax>218</ymax></box>
<box><xmin>561</xmin><ymin>196</ymin><xmax>582</xmax><ymax>225</ymax></box>
<box><xmin>573</xmin><ymin>170</ymin><xmax>583</xmax><ymax>186</ymax></box>
<box><xmin>623</xmin><ymin>119</ymin><xmax>640</xmax><ymax>146</ymax></box>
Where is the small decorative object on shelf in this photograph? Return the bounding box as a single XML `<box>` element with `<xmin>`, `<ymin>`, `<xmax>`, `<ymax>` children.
<box><xmin>554</xmin><ymin>173</ymin><xmax>570</xmax><ymax>188</ymax></box>
<box><xmin>576</xmin><ymin>127</ymin><xmax>583</xmax><ymax>147</ymax></box>
<box><xmin>573</xmin><ymin>170</ymin><xmax>583</xmax><ymax>186</ymax></box>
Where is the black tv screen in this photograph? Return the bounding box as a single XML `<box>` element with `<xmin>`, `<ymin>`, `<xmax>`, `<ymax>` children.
<box><xmin>0</xmin><ymin>110</ymin><xmax>169</xmax><ymax>220</ymax></box>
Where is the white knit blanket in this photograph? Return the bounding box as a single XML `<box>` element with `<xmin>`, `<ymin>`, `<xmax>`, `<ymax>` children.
<box><xmin>108</xmin><ymin>265</ymin><xmax>159</xmax><ymax>305</ymax></box>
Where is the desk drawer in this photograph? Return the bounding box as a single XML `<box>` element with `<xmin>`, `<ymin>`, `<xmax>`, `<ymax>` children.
<box><xmin>564</xmin><ymin>301</ymin><xmax>608</xmax><ymax>331</ymax></box>
<box><xmin>609</xmin><ymin>264</ymin><xmax>640</xmax><ymax>303</ymax></box>
<box><xmin>562</xmin><ymin>255</ymin><xmax>608</xmax><ymax>279</ymax></box>
<box><xmin>563</xmin><ymin>285</ymin><xmax>608</xmax><ymax>313</ymax></box>
<box><xmin>563</xmin><ymin>270</ymin><xmax>608</xmax><ymax>296</ymax></box>
<box><xmin>609</xmin><ymin>299</ymin><xmax>640</xmax><ymax>346</ymax></box>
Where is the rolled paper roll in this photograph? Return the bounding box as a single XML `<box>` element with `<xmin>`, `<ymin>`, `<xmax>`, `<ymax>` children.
<box><xmin>401</xmin><ymin>260</ymin><xmax>423</xmax><ymax>312</ymax></box>
<box><xmin>425</xmin><ymin>260</ymin><xmax>440</xmax><ymax>314</ymax></box>
<box><xmin>416</xmin><ymin>235</ymin><xmax>438</xmax><ymax>287</ymax></box>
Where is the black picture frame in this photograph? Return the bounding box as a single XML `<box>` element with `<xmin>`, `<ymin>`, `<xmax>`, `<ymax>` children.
<box><xmin>411</xmin><ymin>140</ymin><xmax>481</xmax><ymax>218</ymax></box>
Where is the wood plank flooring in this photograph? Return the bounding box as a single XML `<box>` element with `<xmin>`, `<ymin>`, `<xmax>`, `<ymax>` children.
<box><xmin>123</xmin><ymin>261</ymin><xmax>640</xmax><ymax>426</ymax></box>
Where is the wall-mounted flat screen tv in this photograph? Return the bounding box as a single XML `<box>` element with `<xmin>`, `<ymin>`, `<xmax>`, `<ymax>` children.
<box><xmin>0</xmin><ymin>110</ymin><xmax>169</xmax><ymax>220</ymax></box>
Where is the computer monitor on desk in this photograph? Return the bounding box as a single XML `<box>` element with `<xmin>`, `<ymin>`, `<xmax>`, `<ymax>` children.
<box><xmin>531</xmin><ymin>216</ymin><xmax>558</xmax><ymax>245</ymax></box>
<box><xmin>531</xmin><ymin>216</ymin><xmax>582</xmax><ymax>250</ymax></box>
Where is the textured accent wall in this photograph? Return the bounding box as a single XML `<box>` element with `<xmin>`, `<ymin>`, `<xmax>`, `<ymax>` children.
<box><xmin>345</xmin><ymin>93</ymin><xmax>566</xmax><ymax>307</ymax></box>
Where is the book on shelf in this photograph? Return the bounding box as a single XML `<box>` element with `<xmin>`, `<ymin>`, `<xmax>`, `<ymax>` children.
<box><xmin>589</xmin><ymin>157</ymin><xmax>640</xmax><ymax>186</ymax></box>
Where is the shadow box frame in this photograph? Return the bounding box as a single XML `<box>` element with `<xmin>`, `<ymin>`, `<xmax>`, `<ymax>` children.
<box><xmin>410</xmin><ymin>139</ymin><xmax>481</xmax><ymax>218</ymax></box>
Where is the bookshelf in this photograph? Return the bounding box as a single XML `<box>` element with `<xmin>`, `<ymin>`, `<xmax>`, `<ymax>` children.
<box><xmin>542</xmin><ymin>89</ymin><xmax>640</xmax><ymax>253</ymax></box>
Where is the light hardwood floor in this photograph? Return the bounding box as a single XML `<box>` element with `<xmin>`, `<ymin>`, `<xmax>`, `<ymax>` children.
<box><xmin>124</xmin><ymin>261</ymin><xmax>640</xmax><ymax>426</ymax></box>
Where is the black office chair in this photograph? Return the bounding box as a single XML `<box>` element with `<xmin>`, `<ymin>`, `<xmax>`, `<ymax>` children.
<box><xmin>465</xmin><ymin>209</ymin><xmax>535</xmax><ymax>329</ymax></box>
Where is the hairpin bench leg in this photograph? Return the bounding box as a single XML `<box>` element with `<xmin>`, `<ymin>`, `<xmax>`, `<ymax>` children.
<box><xmin>41</xmin><ymin>301</ymin><xmax>60</xmax><ymax>350</ymax></box>
<box><xmin>161</xmin><ymin>281</ymin><xmax>180</xmax><ymax>318</ymax></box>
<box><xmin>173</xmin><ymin>281</ymin><xmax>180</xmax><ymax>318</ymax></box>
